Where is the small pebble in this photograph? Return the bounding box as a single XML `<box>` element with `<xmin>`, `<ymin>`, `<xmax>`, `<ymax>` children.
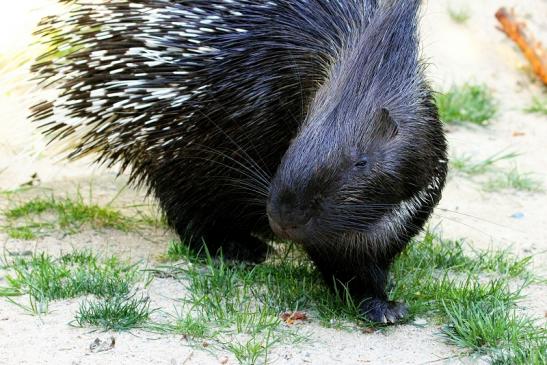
<box><xmin>219</xmin><ymin>355</ymin><xmax>229</xmax><ymax>364</ymax></box>
<box><xmin>89</xmin><ymin>336</ymin><xmax>115</xmax><ymax>353</ymax></box>
<box><xmin>413</xmin><ymin>318</ymin><xmax>427</xmax><ymax>326</ymax></box>
<box><xmin>511</xmin><ymin>212</ymin><xmax>525</xmax><ymax>219</ymax></box>
<box><xmin>9</xmin><ymin>250</ymin><xmax>32</xmax><ymax>257</ymax></box>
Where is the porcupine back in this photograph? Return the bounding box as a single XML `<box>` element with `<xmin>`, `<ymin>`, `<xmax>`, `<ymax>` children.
<box><xmin>31</xmin><ymin>0</ymin><xmax>381</xmax><ymax>238</ymax></box>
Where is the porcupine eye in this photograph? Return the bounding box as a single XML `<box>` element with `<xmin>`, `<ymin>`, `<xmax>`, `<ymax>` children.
<box><xmin>355</xmin><ymin>157</ymin><xmax>369</xmax><ymax>168</ymax></box>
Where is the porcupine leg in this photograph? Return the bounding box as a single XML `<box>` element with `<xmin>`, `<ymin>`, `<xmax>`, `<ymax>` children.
<box><xmin>356</xmin><ymin>262</ymin><xmax>407</xmax><ymax>324</ymax></box>
<box><xmin>176</xmin><ymin>222</ymin><xmax>270</xmax><ymax>264</ymax></box>
<box><xmin>209</xmin><ymin>231</ymin><xmax>270</xmax><ymax>263</ymax></box>
<box><xmin>306</xmin><ymin>249</ymin><xmax>407</xmax><ymax>323</ymax></box>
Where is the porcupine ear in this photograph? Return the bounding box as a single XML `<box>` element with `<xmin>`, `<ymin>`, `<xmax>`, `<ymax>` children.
<box><xmin>370</xmin><ymin>108</ymin><xmax>398</xmax><ymax>141</ymax></box>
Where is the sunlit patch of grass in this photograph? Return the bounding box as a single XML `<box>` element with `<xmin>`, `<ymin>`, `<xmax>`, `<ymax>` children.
<box><xmin>5</xmin><ymin>194</ymin><xmax>129</xmax><ymax>232</ymax></box>
<box><xmin>1</xmin><ymin>193</ymin><xmax>155</xmax><ymax>239</ymax></box>
<box><xmin>391</xmin><ymin>231</ymin><xmax>544</xmax><ymax>365</ymax></box>
<box><xmin>5</xmin><ymin>225</ymin><xmax>40</xmax><ymax>240</ymax></box>
<box><xmin>148</xmin><ymin>309</ymin><xmax>211</xmax><ymax>339</ymax></box>
<box><xmin>524</xmin><ymin>96</ymin><xmax>547</xmax><ymax>115</ymax></box>
<box><xmin>492</xmin><ymin>340</ymin><xmax>547</xmax><ymax>365</ymax></box>
<box><xmin>402</xmin><ymin>231</ymin><xmax>532</xmax><ymax>278</ymax></box>
<box><xmin>450</xmin><ymin>151</ymin><xmax>518</xmax><ymax>176</ymax></box>
<box><xmin>436</xmin><ymin>84</ymin><xmax>497</xmax><ymax>125</ymax></box>
<box><xmin>148</xmin><ymin>229</ymin><xmax>543</xmax><ymax>364</ymax></box>
<box><xmin>150</xmin><ymin>245</ymin><xmax>326</xmax><ymax>362</ymax></box>
<box><xmin>449</xmin><ymin>150</ymin><xmax>543</xmax><ymax>194</ymax></box>
<box><xmin>442</xmin><ymin>300</ymin><xmax>545</xmax><ymax>356</ymax></box>
<box><xmin>483</xmin><ymin>168</ymin><xmax>543</xmax><ymax>193</ymax></box>
<box><xmin>187</xmin><ymin>248</ymin><xmax>361</xmax><ymax>328</ymax></box>
<box><xmin>448</xmin><ymin>5</ymin><xmax>471</xmax><ymax>24</ymax></box>
<box><xmin>0</xmin><ymin>250</ymin><xmax>140</xmax><ymax>314</ymax></box>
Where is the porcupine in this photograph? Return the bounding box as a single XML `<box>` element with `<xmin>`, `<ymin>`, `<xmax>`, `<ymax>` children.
<box><xmin>31</xmin><ymin>0</ymin><xmax>448</xmax><ymax>323</ymax></box>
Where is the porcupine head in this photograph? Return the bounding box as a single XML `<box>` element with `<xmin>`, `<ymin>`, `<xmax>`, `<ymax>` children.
<box><xmin>267</xmin><ymin>0</ymin><xmax>448</xmax><ymax>293</ymax></box>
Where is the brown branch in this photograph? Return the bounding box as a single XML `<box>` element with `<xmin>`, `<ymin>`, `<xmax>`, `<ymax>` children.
<box><xmin>495</xmin><ymin>7</ymin><xmax>547</xmax><ymax>85</ymax></box>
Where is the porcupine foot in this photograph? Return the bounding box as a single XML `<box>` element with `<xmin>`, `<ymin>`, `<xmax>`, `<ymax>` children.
<box><xmin>306</xmin><ymin>247</ymin><xmax>407</xmax><ymax>324</ymax></box>
<box><xmin>360</xmin><ymin>298</ymin><xmax>408</xmax><ymax>324</ymax></box>
<box><xmin>357</xmin><ymin>267</ymin><xmax>408</xmax><ymax>324</ymax></box>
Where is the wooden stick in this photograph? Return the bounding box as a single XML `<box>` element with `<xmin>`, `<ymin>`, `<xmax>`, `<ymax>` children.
<box><xmin>495</xmin><ymin>7</ymin><xmax>547</xmax><ymax>85</ymax></box>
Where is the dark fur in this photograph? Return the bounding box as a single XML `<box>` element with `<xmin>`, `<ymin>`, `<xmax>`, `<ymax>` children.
<box><xmin>32</xmin><ymin>0</ymin><xmax>447</xmax><ymax>323</ymax></box>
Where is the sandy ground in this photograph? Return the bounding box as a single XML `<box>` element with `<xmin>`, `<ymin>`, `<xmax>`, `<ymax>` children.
<box><xmin>0</xmin><ymin>0</ymin><xmax>546</xmax><ymax>364</ymax></box>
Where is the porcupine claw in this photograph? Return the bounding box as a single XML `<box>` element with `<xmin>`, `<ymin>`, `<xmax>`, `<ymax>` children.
<box><xmin>361</xmin><ymin>298</ymin><xmax>408</xmax><ymax>324</ymax></box>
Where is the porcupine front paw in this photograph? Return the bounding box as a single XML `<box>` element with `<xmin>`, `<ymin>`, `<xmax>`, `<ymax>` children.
<box><xmin>360</xmin><ymin>298</ymin><xmax>408</xmax><ymax>324</ymax></box>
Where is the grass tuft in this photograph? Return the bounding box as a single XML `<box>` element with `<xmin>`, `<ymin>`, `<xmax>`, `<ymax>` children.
<box><xmin>166</xmin><ymin>240</ymin><xmax>194</xmax><ymax>261</ymax></box>
<box><xmin>442</xmin><ymin>299</ymin><xmax>545</xmax><ymax>354</ymax></box>
<box><xmin>226</xmin><ymin>335</ymin><xmax>277</xmax><ymax>365</ymax></box>
<box><xmin>163</xmin><ymin>315</ymin><xmax>209</xmax><ymax>337</ymax></box>
<box><xmin>2</xmin><ymin>194</ymin><xmax>131</xmax><ymax>240</ymax></box>
<box><xmin>449</xmin><ymin>150</ymin><xmax>543</xmax><ymax>193</ymax></box>
<box><xmin>147</xmin><ymin>304</ymin><xmax>212</xmax><ymax>339</ymax></box>
<box><xmin>450</xmin><ymin>151</ymin><xmax>518</xmax><ymax>176</ymax></box>
<box><xmin>5</xmin><ymin>226</ymin><xmax>39</xmax><ymax>240</ymax></box>
<box><xmin>492</xmin><ymin>340</ymin><xmax>547</xmax><ymax>365</ymax></box>
<box><xmin>75</xmin><ymin>294</ymin><xmax>153</xmax><ymax>331</ymax></box>
<box><xmin>448</xmin><ymin>5</ymin><xmax>471</xmax><ymax>24</ymax></box>
<box><xmin>524</xmin><ymin>96</ymin><xmax>547</xmax><ymax>115</ymax></box>
<box><xmin>484</xmin><ymin>168</ymin><xmax>543</xmax><ymax>192</ymax></box>
<box><xmin>400</xmin><ymin>231</ymin><xmax>532</xmax><ymax>278</ymax></box>
<box><xmin>436</xmin><ymin>84</ymin><xmax>497</xmax><ymax>125</ymax></box>
<box><xmin>390</xmin><ymin>231</ymin><xmax>544</xmax><ymax>364</ymax></box>
<box><xmin>0</xmin><ymin>250</ymin><xmax>140</xmax><ymax>314</ymax></box>
<box><xmin>151</xmin><ymin>246</ymin><xmax>324</xmax><ymax>362</ymax></box>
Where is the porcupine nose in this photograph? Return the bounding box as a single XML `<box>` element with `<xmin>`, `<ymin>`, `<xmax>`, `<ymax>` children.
<box><xmin>267</xmin><ymin>197</ymin><xmax>312</xmax><ymax>242</ymax></box>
